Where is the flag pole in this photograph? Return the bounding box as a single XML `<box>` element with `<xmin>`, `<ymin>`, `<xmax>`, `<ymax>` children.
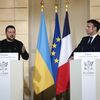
<box><xmin>40</xmin><ymin>1</ymin><xmax>45</xmax><ymax>100</ymax></box>
<box><xmin>65</xmin><ymin>0</ymin><xmax>69</xmax><ymax>12</ymax></box>
<box><xmin>40</xmin><ymin>0</ymin><xmax>44</xmax><ymax>12</ymax></box>
<box><xmin>55</xmin><ymin>1</ymin><xmax>63</xmax><ymax>100</ymax></box>
<box><xmin>55</xmin><ymin>0</ymin><xmax>72</xmax><ymax>97</ymax></box>
<box><xmin>65</xmin><ymin>1</ymin><xmax>70</xmax><ymax>100</ymax></box>
<box><xmin>55</xmin><ymin>0</ymin><xmax>58</xmax><ymax>13</ymax></box>
<box><xmin>54</xmin><ymin>1</ymin><xmax>61</xmax><ymax>100</ymax></box>
<box><xmin>33</xmin><ymin>0</ymin><xmax>54</xmax><ymax>97</ymax></box>
<box><xmin>55</xmin><ymin>0</ymin><xmax>69</xmax><ymax>98</ymax></box>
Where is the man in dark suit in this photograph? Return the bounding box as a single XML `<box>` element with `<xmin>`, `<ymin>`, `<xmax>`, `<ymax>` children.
<box><xmin>70</xmin><ymin>19</ymin><xmax>100</xmax><ymax>59</ymax></box>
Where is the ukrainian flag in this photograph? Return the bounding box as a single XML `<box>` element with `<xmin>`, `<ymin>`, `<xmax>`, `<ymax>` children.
<box><xmin>33</xmin><ymin>11</ymin><xmax>54</xmax><ymax>94</ymax></box>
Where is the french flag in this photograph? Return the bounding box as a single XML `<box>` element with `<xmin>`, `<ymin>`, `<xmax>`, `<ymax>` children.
<box><xmin>56</xmin><ymin>11</ymin><xmax>72</xmax><ymax>95</ymax></box>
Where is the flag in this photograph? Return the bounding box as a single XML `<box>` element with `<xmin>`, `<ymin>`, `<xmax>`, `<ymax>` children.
<box><xmin>51</xmin><ymin>12</ymin><xmax>61</xmax><ymax>83</ymax></box>
<box><xmin>33</xmin><ymin>11</ymin><xmax>54</xmax><ymax>94</ymax></box>
<box><xmin>56</xmin><ymin>11</ymin><xmax>72</xmax><ymax>95</ymax></box>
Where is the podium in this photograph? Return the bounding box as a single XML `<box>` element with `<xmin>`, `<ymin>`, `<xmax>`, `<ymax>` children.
<box><xmin>70</xmin><ymin>52</ymin><xmax>100</xmax><ymax>100</ymax></box>
<box><xmin>0</xmin><ymin>53</ymin><xmax>23</xmax><ymax>100</ymax></box>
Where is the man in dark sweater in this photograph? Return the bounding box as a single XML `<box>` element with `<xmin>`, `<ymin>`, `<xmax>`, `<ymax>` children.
<box><xmin>0</xmin><ymin>25</ymin><xmax>29</xmax><ymax>60</ymax></box>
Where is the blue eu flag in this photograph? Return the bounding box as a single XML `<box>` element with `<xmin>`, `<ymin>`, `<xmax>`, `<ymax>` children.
<box><xmin>51</xmin><ymin>12</ymin><xmax>61</xmax><ymax>83</ymax></box>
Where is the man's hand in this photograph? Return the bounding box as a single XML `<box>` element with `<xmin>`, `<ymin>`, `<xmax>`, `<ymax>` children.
<box><xmin>22</xmin><ymin>45</ymin><xmax>26</xmax><ymax>53</ymax></box>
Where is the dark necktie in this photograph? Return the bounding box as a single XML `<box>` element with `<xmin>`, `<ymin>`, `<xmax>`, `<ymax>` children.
<box><xmin>88</xmin><ymin>37</ymin><xmax>93</xmax><ymax>45</ymax></box>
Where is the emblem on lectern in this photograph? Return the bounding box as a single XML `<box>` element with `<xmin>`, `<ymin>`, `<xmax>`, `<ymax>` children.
<box><xmin>0</xmin><ymin>61</ymin><xmax>8</xmax><ymax>75</ymax></box>
<box><xmin>84</xmin><ymin>61</ymin><xmax>94</xmax><ymax>71</ymax></box>
<box><xmin>83</xmin><ymin>60</ymin><xmax>95</xmax><ymax>75</ymax></box>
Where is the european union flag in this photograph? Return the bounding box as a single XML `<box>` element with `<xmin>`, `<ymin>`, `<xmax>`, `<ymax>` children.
<box><xmin>51</xmin><ymin>12</ymin><xmax>61</xmax><ymax>83</ymax></box>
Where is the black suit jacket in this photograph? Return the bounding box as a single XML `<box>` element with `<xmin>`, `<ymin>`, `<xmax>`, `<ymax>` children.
<box><xmin>70</xmin><ymin>34</ymin><xmax>100</xmax><ymax>57</ymax></box>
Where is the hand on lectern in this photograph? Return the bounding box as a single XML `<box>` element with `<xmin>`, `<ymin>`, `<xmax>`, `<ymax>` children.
<box><xmin>68</xmin><ymin>56</ymin><xmax>74</xmax><ymax>61</ymax></box>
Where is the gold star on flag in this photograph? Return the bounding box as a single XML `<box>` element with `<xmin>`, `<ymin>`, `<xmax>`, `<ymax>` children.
<box><xmin>54</xmin><ymin>58</ymin><xmax>59</xmax><ymax>63</ymax></box>
<box><xmin>52</xmin><ymin>43</ymin><xmax>57</xmax><ymax>48</ymax></box>
<box><xmin>51</xmin><ymin>51</ymin><xmax>56</xmax><ymax>56</ymax></box>
<box><xmin>56</xmin><ymin>37</ymin><xmax>61</xmax><ymax>42</ymax></box>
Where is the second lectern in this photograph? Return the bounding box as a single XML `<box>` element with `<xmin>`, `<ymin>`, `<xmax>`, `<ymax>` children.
<box><xmin>70</xmin><ymin>52</ymin><xmax>100</xmax><ymax>100</ymax></box>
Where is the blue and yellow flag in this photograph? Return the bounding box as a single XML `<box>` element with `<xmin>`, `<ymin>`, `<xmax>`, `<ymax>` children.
<box><xmin>51</xmin><ymin>12</ymin><xmax>61</xmax><ymax>83</ymax></box>
<box><xmin>33</xmin><ymin>11</ymin><xmax>54</xmax><ymax>94</ymax></box>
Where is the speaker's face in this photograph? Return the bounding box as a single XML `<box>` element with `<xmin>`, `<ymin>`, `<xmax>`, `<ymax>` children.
<box><xmin>5</xmin><ymin>28</ymin><xmax>16</xmax><ymax>41</ymax></box>
<box><xmin>86</xmin><ymin>22</ymin><xmax>96</xmax><ymax>36</ymax></box>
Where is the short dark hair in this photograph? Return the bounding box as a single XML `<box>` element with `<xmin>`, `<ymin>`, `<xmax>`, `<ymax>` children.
<box><xmin>87</xmin><ymin>19</ymin><xmax>100</xmax><ymax>32</ymax></box>
<box><xmin>5</xmin><ymin>25</ymin><xmax>15</xmax><ymax>32</ymax></box>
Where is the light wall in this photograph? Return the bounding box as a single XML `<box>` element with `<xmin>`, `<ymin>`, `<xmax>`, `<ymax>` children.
<box><xmin>90</xmin><ymin>0</ymin><xmax>100</xmax><ymax>33</ymax></box>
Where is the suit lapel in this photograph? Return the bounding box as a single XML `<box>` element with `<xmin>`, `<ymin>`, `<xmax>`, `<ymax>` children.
<box><xmin>91</xmin><ymin>35</ymin><xmax>100</xmax><ymax>45</ymax></box>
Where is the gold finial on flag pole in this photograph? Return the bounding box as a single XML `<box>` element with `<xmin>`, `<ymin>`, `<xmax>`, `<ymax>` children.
<box><xmin>55</xmin><ymin>0</ymin><xmax>58</xmax><ymax>13</ymax></box>
<box><xmin>40</xmin><ymin>0</ymin><xmax>44</xmax><ymax>12</ymax></box>
<box><xmin>65</xmin><ymin>0</ymin><xmax>69</xmax><ymax>11</ymax></box>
